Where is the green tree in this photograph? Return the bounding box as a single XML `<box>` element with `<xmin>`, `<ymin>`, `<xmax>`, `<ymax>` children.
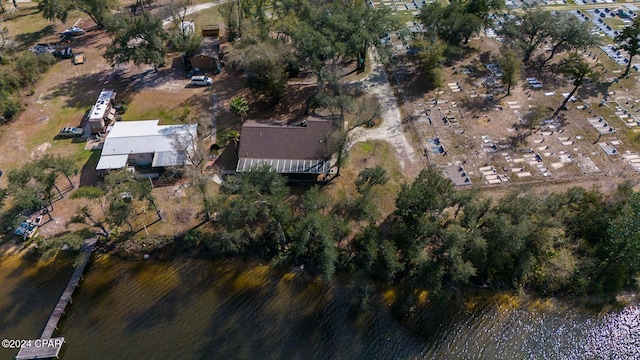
<box><xmin>480</xmin><ymin>191</ymin><xmax>573</xmax><ymax>292</ymax></box>
<box><xmin>70</xmin><ymin>171</ymin><xmax>155</xmax><ymax>236</ymax></box>
<box><xmin>418</xmin><ymin>3</ymin><xmax>478</xmax><ymax>44</ymax></box>
<box><xmin>219</xmin><ymin>1</ymin><xmax>241</xmax><ymax>42</ymax></box>
<box><xmin>0</xmin><ymin>92</ymin><xmax>21</xmax><ymax>124</ymax></box>
<box><xmin>553</xmin><ymin>52</ymin><xmax>599</xmax><ymax>118</ymax></box>
<box><xmin>394</xmin><ymin>167</ymin><xmax>455</xmax><ymax>224</ymax></box>
<box><xmin>14</xmin><ymin>51</ymin><xmax>56</xmax><ymax>86</ymax></box>
<box><xmin>497</xmin><ymin>47</ymin><xmax>521</xmax><ymax>96</ymax></box>
<box><xmin>167</xmin><ymin>1</ymin><xmax>202</xmax><ymax>54</ymax></box>
<box><xmin>7</xmin><ymin>163</ymin><xmax>47</xmax><ymax>214</ymax></box>
<box><xmin>229</xmin><ymin>40</ymin><xmax>292</xmax><ymax>103</ymax></box>
<box><xmin>215</xmin><ymin>166</ymin><xmax>291</xmax><ymax>253</ymax></box>
<box><xmin>229</xmin><ymin>96</ymin><xmax>249</xmax><ymax>119</ymax></box>
<box><xmin>418</xmin><ymin>0</ymin><xmax>503</xmax><ymax>45</ymax></box>
<box><xmin>353</xmin><ymin>226</ymin><xmax>404</xmax><ymax>283</ymax></box>
<box><xmin>37</xmin><ymin>0</ymin><xmax>119</xmax><ymax>27</ymax></box>
<box><xmin>36</xmin><ymin>233</ymin><xmax>85</xmax><ymax>261</ymax></box>
<box><xmin>544</xmin><ymin>12</ymin><xmax>599</xmax><ymax>65</ymax></box>
<box><xmin>300</xmin><ymin>186</ymin><xmax>330</xmax><ymax>214</ymax></box>
<box><xmin>282</xmin><ymin>0</ymin><xmax>397</xmax><ymax>92</ymax></box>
<box><xmin>417</xmin><ymin>39</ymin><xmax>446</xmax><ymax>91</ymax></box>
<box><xmin>355</xmin><ymin>165</ymin><xmax>389</xmax><ymax>194</ymax></box>
<box><xmin>5</xmin><ymin>155</ymin><xmax>76</xmax><ymax>221</ymax></box>
<box><xmin>600</xmin><ymin>193</ymin><xmax>640</xmax><ymax>292</ymax></box>
<box><xmin>389</xmin><ymin>168</ymin><xmax>486</xmax><ymax>293</ymax></box>
<box><xmin>499</xmin><ymin>5</ymin><xmax>551</xmax><ymax>63</ymax></box>
<box><xmin>70</xmin><ymin>186</ymin><xmax>110</xmax><ymax>235</ymax></box>
<box><xmin>104</xmin><ymin>13</ymin><xmax>167</xmax><ymax>70</ymax></box>
<box><xmin>615</xmin><ymin>16</ymin><xmax>640</xmax><ymax>78</ymax></box>
<box><xmin>289</xmin><ymin>212</ymin><xmax>346</xmax><ymax>281</ymax></box>
<box><xmin>339</xmin><ymin>4</ymin><xmax>398</xmax><ymax>70</ymax></box>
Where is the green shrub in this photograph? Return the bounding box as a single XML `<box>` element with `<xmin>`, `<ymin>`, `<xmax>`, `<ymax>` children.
<box><xmin>0</xmin><ymin>92</ymin><xmax>22</xmax><ymax>123</ymax></box>
<box><xmin>14</xmin><ymin>51</ymin><xmax>56</xmax><ymax>86</ymax></box>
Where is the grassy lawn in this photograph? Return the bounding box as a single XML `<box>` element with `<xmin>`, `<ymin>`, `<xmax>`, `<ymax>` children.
<box><xmin>122</xmin><ymin>105</ymin><xmax>192</xmax><ymax>124</ymax></box>
<box><xmin>2</xmin><ymin>3</ymin><xmax>53</xmax><ymax>48</ymax></box>
<box><xmin>602</xmin><ymin>16</ymin><xmax>626</xmax><ymax>29</ymax></box>
<box><xmin>191</xmin><ymin>4</ymin><xmax>225</xmax><ymax>30</ymax></box>
<box><xmin>324</xmin><ymin>140</ymin><xmax>405</xmax><ymax>218</ymax></box>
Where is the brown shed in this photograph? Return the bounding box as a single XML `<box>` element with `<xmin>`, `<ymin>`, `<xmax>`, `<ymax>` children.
<box><xmin>189</xmin><ymin>37</ymin><xmax>220</xmax><ymax>71</ymax></box>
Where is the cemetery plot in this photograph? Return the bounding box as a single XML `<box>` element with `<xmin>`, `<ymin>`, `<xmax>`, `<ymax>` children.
<box><xmin>613</xmin><ymin>97</ymin><xmax>640</xmax><ymax>127</ymax></box>
<box><xmin>444</xmin><ymin>164</ymin><xmax>472</xmax><ymax>186</ymax></box>
<box><xmin>479</xmin><ymin>165</ymin><xmax>509</xmax><ymax>184</ymax></box>
<box><xmin>575</xmin><ymin>154</ymin><xmax>601</xmax><ymax>174</ymax></box>
<box><xmin>622</xmin><ymin>152</ymin><xmax>640</xmax><ymax>172</ymax></box>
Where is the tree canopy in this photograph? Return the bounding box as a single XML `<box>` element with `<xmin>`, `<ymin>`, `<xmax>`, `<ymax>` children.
<box><xmin>615</xmin><ymin>16</ymin><xmax>640</xmax><ymax>78</ymax></box>
<box><xmin>37</xmin><ymin>0</ymin><xmax>119</xmax><ymax>27</ymax></box>
<box><xmin>499</xmin><ymin>5</ymin><xmax>599</xmax><ymax>64</ymax></box>
<box><xmin>104</xmin><ymin>13</ymin><xmax>167</xmax><ymax>69</ymax></box>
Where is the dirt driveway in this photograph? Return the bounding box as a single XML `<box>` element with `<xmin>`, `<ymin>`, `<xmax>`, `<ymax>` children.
<box><xmin>349</xmin><ymin>50</ymin><xmax>425</xmax><ymax>179</ymax></box>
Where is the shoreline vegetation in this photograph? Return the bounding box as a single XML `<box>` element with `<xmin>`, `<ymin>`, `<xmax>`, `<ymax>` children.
<box><xmin>5</xmin><ymin>165</ymin><xmax>640</xmax><ymax>314</ymax></box>
<box><xmin>2</xmin><ymin>238</ymin><xmax>637</xmax><ymax>320</ymax></box>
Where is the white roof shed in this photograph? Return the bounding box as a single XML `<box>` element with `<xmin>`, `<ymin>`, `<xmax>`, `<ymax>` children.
<box><xmin>96</xmin><ymin>120</ymin><xmax>198</xmax><ymax>170</ymax></box>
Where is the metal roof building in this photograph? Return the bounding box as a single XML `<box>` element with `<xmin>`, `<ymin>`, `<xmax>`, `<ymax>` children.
<box><xmin>236</xmin><ymin>118</ymin><xmax>335</xmax><ymax>174</ymax></box>
<box><xmin>96</xmin><ymin>120</ymin><xmax>198</xmax><ymax>170</ymax></box>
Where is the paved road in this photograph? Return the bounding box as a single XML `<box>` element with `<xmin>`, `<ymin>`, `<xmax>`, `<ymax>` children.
<box><xmin>350</xmin><ymin>51</ymin><xmax>423</xmax><ymax>178</ymax></box>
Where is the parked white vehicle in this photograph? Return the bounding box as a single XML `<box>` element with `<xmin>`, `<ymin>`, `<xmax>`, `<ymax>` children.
<box><xmin>190</xmin><ymin>75</ymin><xmax>212</xmax><ymax>87</ymax></box>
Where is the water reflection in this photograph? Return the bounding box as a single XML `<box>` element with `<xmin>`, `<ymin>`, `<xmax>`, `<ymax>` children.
<box><xmin>0</xmin><ymin>254</ymin><xmax>639</xmax><ymax>359</ymax></box>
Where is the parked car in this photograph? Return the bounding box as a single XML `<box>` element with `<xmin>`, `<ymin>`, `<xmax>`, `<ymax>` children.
<box><xmin>59</xmin><ymin>127</ymin><xmax>84</xmax><ymax>138</ymax></box>
<box><xmin>190</xmin><ymin>75</ymin><xmax>213</xmax><ymax>86</ymax></box>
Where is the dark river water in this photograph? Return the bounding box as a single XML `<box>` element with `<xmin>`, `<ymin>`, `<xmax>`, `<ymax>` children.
<box><xmin>1</xmin><ymin>252</ymin><xmax>639</xmax><ymax>360</ymax></box>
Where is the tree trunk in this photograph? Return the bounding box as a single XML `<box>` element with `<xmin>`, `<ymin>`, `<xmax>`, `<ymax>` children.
<box><xmin>84</xmin><ymin>12</ymin><xmax>103</xmax><ymax>27</ymax></box>
<box><xmin>149</xmin><ymin>197</ymin><xmax>162</xmax><ymax>221</ymax></box>
<box><xmin>507</xmin><ymin>83</ymin><xmax>511</xmax><ymax>96</ymax></box>
<box><xmin>523</xmin><ymin>45</ymin><xmax>534</xmax><ymax>63</ymax></box>
<box><xmin>136</xmin><ymin>0</ymin><xmax>145</xmax><ymax>14</ymax></box>
<box><xmin>65</xmin><ymin>174</ymin><xmax>74</xmax><ymax>189</ymax></box>
<box><xmin>544</xmin><ymin>42</ymin><xmax>563</xmax><ymax>65</ymax></box>
<box><xmin>623</xmin><ymin>56</ymin><xmax>634</xmax><ymax>78</ymax></box>
<box><xmin>54</xmin><ymin>184</ymin><xmax>63</xmax><ymax>199</ymax></box>
<box><xmin>553</xmin><ymin>84</ymin><xmax>579</xmax><ymax>118</ymax></box>
<box><xmin>315</xmin><ymin>71</ymin><xmax>325</xmax><ymax>95</ymax></box>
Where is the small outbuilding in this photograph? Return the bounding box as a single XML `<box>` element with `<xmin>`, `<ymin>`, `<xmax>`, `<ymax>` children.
<box><xmin>189</xmin><ymin>37</ymin><xmax>220</xmax><ymax>72</ymax></box>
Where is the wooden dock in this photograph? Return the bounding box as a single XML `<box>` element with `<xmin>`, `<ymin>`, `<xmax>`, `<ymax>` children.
<box><xmin>16</xmin><ymin>238</ymin><xmax>97</xmax><ymax>360</ymax></box>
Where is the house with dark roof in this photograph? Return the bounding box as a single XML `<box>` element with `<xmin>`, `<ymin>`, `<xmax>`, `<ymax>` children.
<box><xmin>235</xmin><ymin>118</ymin><xmax>336</xmax><ymax>179</ymax></box>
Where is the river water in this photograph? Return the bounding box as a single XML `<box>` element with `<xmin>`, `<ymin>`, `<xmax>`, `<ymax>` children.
<box><xmin>1</xmin><ymin>252</ymin><xmax>639</xmax><ymax>360</ymax></box>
